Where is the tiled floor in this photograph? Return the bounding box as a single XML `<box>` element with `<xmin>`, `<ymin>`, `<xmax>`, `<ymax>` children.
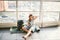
<box><xmin>0</xmin><ymin>26</ymin><xmax>60</xmax><ymax>40</ymax></box>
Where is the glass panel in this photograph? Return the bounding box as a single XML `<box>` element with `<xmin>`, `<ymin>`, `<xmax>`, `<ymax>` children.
<box><xmin>4</xmin><ymin>1</ymin><xmax>16</xmax><ymax>11</ymax></box>
<box><xmin>1</xmin><ymin>12</ymin><xmax>17</xmax><ymax>23</ymax></box>
<box><xmin>42</xmin><ymin>2</ymin><xmax>60</xmax><ymax>11</ymax></box>
<box><xmin>42</xmin><ymin>12</ymin><xmax>59</xmax><ymax>22</ymax></box>
<box><xmin>18</xmin><ymin>12</ymin><xmax>40</xmax><ymax>22</ymax></box>
<box><xmin>18</xmin><ymin>1</ymin><xmax>40</xmax><ymax>11</ymax></box>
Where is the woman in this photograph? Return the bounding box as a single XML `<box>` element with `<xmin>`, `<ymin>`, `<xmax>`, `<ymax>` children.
<box><xmin>22</xmin><ymin>14</ymin><xmax>40</xmax><ymax>40</ymax></box>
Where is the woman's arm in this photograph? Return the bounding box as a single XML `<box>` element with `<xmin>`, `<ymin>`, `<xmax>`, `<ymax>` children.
<box><xmin>25</xmin><ymin>21</ymin><xmax>30</xmax><ymax>26</ymax></box>
<box><xmin>33</xmin><ymin>16</ymin><xmax>37</xmax><ymax>20</ymax></box>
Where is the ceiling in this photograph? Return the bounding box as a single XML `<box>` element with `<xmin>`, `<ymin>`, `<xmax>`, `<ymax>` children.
<box><xmin>3</xmin><ymin>0</ymin><xmax>60</xmax><ymax>2</ymax></box>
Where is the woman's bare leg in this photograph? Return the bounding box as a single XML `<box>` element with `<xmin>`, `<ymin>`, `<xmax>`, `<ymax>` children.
<box><xmin>22</xmin><ymin>27</ymin><xmax>29</xmax><ymax>33</ymax></box>
<box><xmin>23</xmin><ymin>29</ymin><xmax>32</xmax><ymax>38</ymax></box>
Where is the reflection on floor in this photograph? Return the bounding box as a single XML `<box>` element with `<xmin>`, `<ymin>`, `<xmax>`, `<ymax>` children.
<box><xmin>0</xmin><ymin>26</ymin><xmax>60</xmax><ymax>40</ymax></box>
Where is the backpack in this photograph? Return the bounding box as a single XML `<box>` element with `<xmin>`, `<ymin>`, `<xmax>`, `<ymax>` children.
<box><xmin>17</xmin><ymin>20</ymin><xmax>24</xmax><ymax>31</ymax></box>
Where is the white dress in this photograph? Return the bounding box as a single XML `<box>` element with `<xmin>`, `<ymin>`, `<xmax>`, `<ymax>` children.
<box><xmin>24</xmin><ymin>20</ymin><xmax>40</xmax><ymax>32</ymax></box>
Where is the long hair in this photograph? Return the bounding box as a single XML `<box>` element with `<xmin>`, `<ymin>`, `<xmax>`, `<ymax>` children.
<box><xmin>28</xmin><ymin>14</ymin><xmax>33</xmax><ymax>22</ymax></box>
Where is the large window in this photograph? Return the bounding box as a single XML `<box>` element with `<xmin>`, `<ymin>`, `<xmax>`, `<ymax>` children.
<box><xmin>42</xmin><ymin>12</ymin><xmax>59</xmax><ymax>22</ymax></box>
<box><xmin>18</xmin><ymin>1</ymin><xmax>40</xmax><ymax>22</ymax></box>
<box><xmin>42</xmin><ymin>2</ymin><xmax>60</xmax><ymax>11</ymax></box>
<box><xmin>0</xmin><ymin>1</ymin><xmax>16</xmax><ymax>23</ymax></box>
<box><xmin>1</xmin><ymin>12</ymin><xmax>16</xmax><ymax>23</ymax></box>
<box><xmin>18</xmin><ymin>1</ymin><xmax>40</xmax><ymax>11</ymax></box>
<box><xmin>0</xmin><ymin>1</ymin><xmax>60</xmax><ymax>24</ymax></box>
<box><xmin>42</xmin><ymin>2</ymin><xmax>60</xmax><ymax>22</ymax></box>
<box><xmin>4</xmin><ymin>1</ymin><xmax>16</xmax><ymax>11</ymax></box>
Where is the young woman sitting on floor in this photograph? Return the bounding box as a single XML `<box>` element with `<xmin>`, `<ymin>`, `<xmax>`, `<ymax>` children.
<box><xmin>21</xmin><ymin>14</ymin><xmax>40</xmax><ymax>40</ymax></box>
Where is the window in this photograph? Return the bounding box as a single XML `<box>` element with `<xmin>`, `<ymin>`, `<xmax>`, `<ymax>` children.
<box><xmin>42</xmin><ymin>2</ymin><xmax>60</xmax><ymax>11</ymax></box>
<box><xmin>0</xmin><ymin>1</ymin><xmax>60</xmax><ymax>24</ymax></box>
<box><xmin>18</xmin><ymin>1</ymin><xmax>40</xmax><ymax>22</ymax></box>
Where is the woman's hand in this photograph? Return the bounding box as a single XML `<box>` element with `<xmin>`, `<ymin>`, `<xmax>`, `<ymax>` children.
<box><xmin>33</xmin><ymin>16</ymin><xmax>37</xmax><ymax>20</ymax></box>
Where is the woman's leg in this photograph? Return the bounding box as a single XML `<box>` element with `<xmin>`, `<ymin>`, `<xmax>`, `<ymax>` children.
<box><xmin>23</xmin><ymin>29</ymin><xmax>32</xmax><ymax>38</ymax></box>
<box><xmin>22</xmin><ymin>27</ymin><xmax>29</xmax><ymax>33</ymax></box>
<box><xmin>22</xmin><ymin>26</ymin><xmax>34</xmax><ymax>40</ymax></box>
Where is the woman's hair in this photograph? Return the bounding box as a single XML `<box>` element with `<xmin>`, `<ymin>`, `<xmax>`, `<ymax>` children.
<box><xmin>29</xmin><ymin>14</ymin><xmax>33</xmax><ymax>18</ymax></box>
<box><xmin>29</xmin><ymin>14</ymin><xmax>33</xmax><ymax>22</ymax></box>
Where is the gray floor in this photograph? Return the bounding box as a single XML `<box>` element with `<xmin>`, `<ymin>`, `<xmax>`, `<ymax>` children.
<box><xmin>0</xmin><ymin>26</ymin><xmax>60</xmax><ymax>40</ymax></box>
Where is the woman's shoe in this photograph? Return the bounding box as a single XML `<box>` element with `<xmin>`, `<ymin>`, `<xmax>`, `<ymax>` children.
<box><xmin>22</xmin><ymin>36</ymin><xmax>26</xmax><ymax>40</ymax></box>
<box><xmin>36</xmin><ymin>29</ymin><xmax>40</xmax><ymax>33</ymax></box>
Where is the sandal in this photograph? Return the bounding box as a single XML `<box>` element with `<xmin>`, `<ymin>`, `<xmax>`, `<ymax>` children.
<box><xmin>22</xmin><ymin>36</ymin><xmax>26</xmax><ymax>40</ymax></box>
